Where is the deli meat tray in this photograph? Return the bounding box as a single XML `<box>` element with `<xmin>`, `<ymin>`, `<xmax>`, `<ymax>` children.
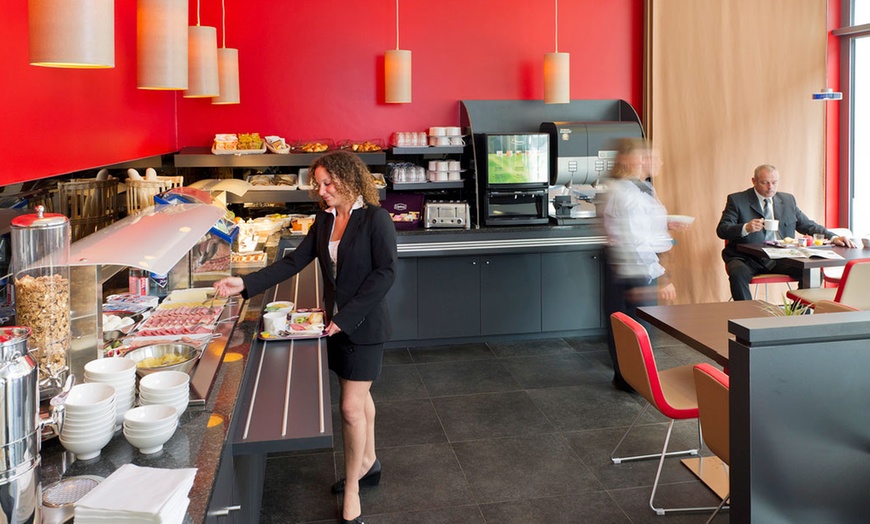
<box><xmin>259</xmin><ymin>308</ymin><xmax>326</xmax><ymax>341</ymax></box>
<box><xmin>133</xmin><ymin>288</ymin><xmax>232</xmax><ymax>338</ymax></box>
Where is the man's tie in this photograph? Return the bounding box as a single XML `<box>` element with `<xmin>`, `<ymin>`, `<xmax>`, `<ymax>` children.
<box><xmin>763</xmin><ymin>198</ymin><xmax>775</xmax><ymax>241</ymax></box>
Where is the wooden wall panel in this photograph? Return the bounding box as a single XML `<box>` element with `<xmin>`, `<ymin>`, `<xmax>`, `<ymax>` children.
<box><xmin>645</xmin><ymin>0</ymin><xmax>827</xmax><ymax>303</ymax></box>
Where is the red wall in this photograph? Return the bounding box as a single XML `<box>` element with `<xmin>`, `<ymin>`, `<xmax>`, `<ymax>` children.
<box><xmin>1</xmin><ymin>0</ymin><xmax>642</xmax><ymax>185</ymax></box>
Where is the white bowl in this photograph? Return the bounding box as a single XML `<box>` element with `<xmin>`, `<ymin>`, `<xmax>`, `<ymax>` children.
<box><xmin>123</xmin><ymin>419</ymin><xmax>178</xmax><ymax>437</ymax></box>
<box><xmin>60</xmin><ymin>422</ymin><xmax>115</xmax><ymax>440</ymax></box>
<box><xmin>265</xmin><ymin>301</ymin><xmax>294</xmax><ymax>314</ymax></box>
<box><xmin>667</xmin><ymin>214</ymin><xmax>696</xmax><ymax>224</ymax></box>
<box><xmin>138</xmin><ymin>388</ymin><xmax>188</xmax><ymax>403</ymax></box>
<box><xmin>84</xmin><ymin>357</ymin><xmax>137</xmax><ymax>378</ymax></box>
<box><xmin>65</xmin><ymin>383</ymin><xmax>116</xmax><ymax>409</ymax></box>
<box><xmin>138</xmin><ymin>397</ymin><xmax>189</xmax><ymax>417</ymax></box>
<box><xmin>139</xmin><ymin>371</ymin><xmax>190</xmax><ymax>393</ymax></box>
<box><xmin>59</xmin><ymin>430</ymin><xmax>114</xmax><ymax>460</ymax></box>
<box><xmin>64</xmin><ymin>399</ymin><xmax>116</xmax><ymax>419</ymax></box>
<box><xmin>123</xmin><ymin>405</ymin><xmax>178</xmax><ymax>429</ymax></box>
<box><xmin>123</xmin><ymin>424</ymin><xmax>176</xmax><ymax>454</ymax></box>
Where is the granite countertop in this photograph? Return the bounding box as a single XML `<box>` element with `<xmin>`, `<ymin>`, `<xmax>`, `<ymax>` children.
<box><xmin>39</xmin><ymin>292</ymin><xmax>264</xmax><ymax>523</ymax></box>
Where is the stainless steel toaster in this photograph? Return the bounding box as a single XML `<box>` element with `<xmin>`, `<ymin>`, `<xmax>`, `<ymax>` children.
<box><xmin>424</xmin><ymin>201</ymin><xmax>471</xmax><ymax>229</ymax></box>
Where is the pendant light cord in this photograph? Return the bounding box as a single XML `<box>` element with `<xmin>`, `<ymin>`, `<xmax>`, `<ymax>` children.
<box><xmin>221</xmin><ymin>0</ymin><xmax>227</xmax><ymax>48</ymax></box>
<box><xmin>395</xmin><ymin>0</ymin><xmax>400</xmax><ymax>50</ymax></box>
<box><xmin>554</xmin><ymin>0</ymin><xmax>559</xmax><ymax>53</ymax></box>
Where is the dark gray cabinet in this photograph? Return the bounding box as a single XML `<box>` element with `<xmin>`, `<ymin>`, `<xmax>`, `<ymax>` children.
<box><xmin>541</xmin><ymin>251</ymin><xmax>603</xmax><ymax>331</ymax></box>
<box><xmin>480</xmin><ymin>254</ymin><xmax>541</xmax><ymax>335</ymax></box>
<box><xmin>417</xmin><ymin>256</ymin><xmax>480</xmax><ymax>339</ymax></box>
<box><xmin>386</xmin><ymin>258</ymin><xmax>418</xmax><ymax>341</ymax></box>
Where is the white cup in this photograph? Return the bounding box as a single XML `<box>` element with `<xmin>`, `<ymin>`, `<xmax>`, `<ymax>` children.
<box><xmin>446</xmin><ymin>126</ymin><xmax>462</xmax><ymax>136</ymax></box>
<box><xmin>763</xmin><ymin>219</ymin><xmax>779</xmax><ymax>231</ymax></box>
<box><xmin>448</xmin><ymin>160</ymin><xmax>461</xmax><ymax>171</ymax></box>
<box><xmin>428</xmin><ymin>136</ymin><xmax>439</xmax><ymax>146</ymax></box>
<box><xmin>448</xmin><ymin>172</ymin><xmax>461</xmax><ymax>181</ymax></box>
<box><xmin>435</xmin><ymin>161</ymin><xmax>449</xmax><ymax>171</ymax></box>
<box><xmin>436</xmin><ymin>137</ymin><xmax>451</xmax><ymax>146</ymax></box>
<box><xmin>449</xmin><ymin>137</ymin><xmax>465</xmax><ymax>146</ymax></box>
<box><xmin>435</xmin><ymin>171</ymin><xmax>448</xmax><ymax>182</ymax></box>
<box><xmin>429</xmin><ymin>126</ymin><xmax>447</xmax><ymax>136</ymax></box>
<box><xmin>428</xmin><ymin>161</ymin><xmax>439</xmax><ymax>171</ymax></box>
<box><xmin>263</xmin><ymin>312</ymin><xmax>288</xmax><ymax>333</ymax></box>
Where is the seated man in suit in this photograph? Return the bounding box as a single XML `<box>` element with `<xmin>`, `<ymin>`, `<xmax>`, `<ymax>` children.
<box><xmin>717</xmin><ymin>164</ymin><xmax>857</xmax><ymax>300</ymax></box>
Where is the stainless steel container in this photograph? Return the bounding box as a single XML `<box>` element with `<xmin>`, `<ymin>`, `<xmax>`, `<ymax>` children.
<box><xmin>0</xmin><ymin>326</ymin><xmax>41</xmax><ymax>523</ymax></box>
<box><xmin>11</xmin><ymin>205</ymin><xmax>71</xmax><ymax>398</ymax></box>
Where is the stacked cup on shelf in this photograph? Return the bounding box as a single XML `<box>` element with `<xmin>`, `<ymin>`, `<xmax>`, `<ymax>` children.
<box><xmin>58</xmin><ymin>383</ymin><xmax>117</xmax><ymax>460</ymax></box>
<box><xmin>428</xmin><ymin>127</ymin><xmax>464</xmax><ymax>146</ymax></box>
<box><xmin>138</xmin><ymin>370</ymin><xmax>191</xmax><ymax>417</ymax></box>
<box><xmin>427</xmin><ymin>160</ymin><xmax>462</xmax><ymax>182</ymax></box>
<box><xmin>84</xmin><ymin>357</ymin><xmax>137</xmax><ymax>429</ymax></box>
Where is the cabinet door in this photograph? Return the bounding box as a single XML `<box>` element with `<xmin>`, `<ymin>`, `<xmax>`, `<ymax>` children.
<box><xmin>386</xmin><ymin>258</ymin><xmax>418</xmax><ymax>342</ymax></box>
<box><xmin>541</xmin><ymin>250</ymin><xmax>603</xmax><ymax>331</ymax></box>
<box><xmin>417</xmin><ymin>256</ymin><xmax>480</xmax><ymax>339</ymax></box>
<box><xmin>480</xmin><ymin>253</ymin><xmax>542</xmax><ymax>335</ymax></box>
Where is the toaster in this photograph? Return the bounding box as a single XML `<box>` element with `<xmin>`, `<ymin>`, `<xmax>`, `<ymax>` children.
<box><xmin>424</xmin><ymin>201</ymin><xmax>471</xmax><ymax>229</ymax></box>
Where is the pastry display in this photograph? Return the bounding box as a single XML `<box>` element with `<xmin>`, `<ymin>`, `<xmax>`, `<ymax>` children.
<box><xmin>238</xmin><ymin>133</ymin><xmax>263</xmax><ymax>150</ymax></box>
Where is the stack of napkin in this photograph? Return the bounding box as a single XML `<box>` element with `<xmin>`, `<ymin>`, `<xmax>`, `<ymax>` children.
<box><xmin>75</xmin><ymin>464</ymin><xmax>197</xmax><ymax>523</ymax></box>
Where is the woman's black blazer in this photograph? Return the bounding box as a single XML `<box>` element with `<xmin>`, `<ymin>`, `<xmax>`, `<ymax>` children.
<box><xmin>241</xmin><ymin>205</ymin><xmax>397</xmax><ymax>344</ymax></box>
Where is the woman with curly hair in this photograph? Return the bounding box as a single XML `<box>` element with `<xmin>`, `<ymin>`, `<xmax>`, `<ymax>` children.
<box><xmin>214</xmin><ymin>150</ymin><xmax>397</xmax><ymax>524</ymax></box>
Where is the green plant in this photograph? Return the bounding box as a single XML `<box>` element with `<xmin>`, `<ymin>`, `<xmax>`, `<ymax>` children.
<box><xmin>761</xmin><ymin>294</ymin><xmax>811</xmax><ymax>316</ymax></box>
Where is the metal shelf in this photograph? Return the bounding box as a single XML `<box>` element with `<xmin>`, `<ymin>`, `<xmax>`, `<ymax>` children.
<box><xmin>227</xmin><ymin>188</ymin><xmax>386</xmax><ymax>204</ymax></box>
<box><xmin>390</xmin><ymin>181</ymin><xmax>465</xmax><ymax>191</ymax></box>
<box><xmin>175</xmin><ymin>146</ymin><xmax>386</xmax><ymax>168</ymax></box>
<box><xmin>390</xmin><ymin>146</ymin><xmax>465</xmax><ymax>156</ymax></box>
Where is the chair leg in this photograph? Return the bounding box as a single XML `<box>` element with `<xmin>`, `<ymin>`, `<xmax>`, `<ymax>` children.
<box><xmin>705</xmin><ymin>493</ymin><xmax>730</xmax><ymax>523</ymax></box>
<box><xmin>610</xmin><ymin>403</ymin><xmax>699</xmax><ymax>464</ymax></box>
<box><xmin>649</xmin><ymin>419</ymin><xmax>725</xmax><ymax>515</ymax></box>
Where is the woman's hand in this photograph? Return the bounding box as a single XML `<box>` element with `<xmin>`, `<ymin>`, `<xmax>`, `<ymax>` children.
<box><xmin>324</xmin><ymin>321</ymin><xmax>342</xmax><ymax>337</ymax></box>
<box><xmin>213</xmin><ymin>277</ymin><xmax>245</xmax><ymax>297</ymax></box>
<box><xmin>659</xmin><ymin>283</ymin><xmax>676</xmax><ymax>302</ymax></box>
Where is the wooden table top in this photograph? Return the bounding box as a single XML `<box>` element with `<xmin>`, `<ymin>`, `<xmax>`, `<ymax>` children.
<box><xmin>637</xmin><ymin>300</ymin><xmax>775</xmax><ymax>366</ymax></box>
<box><xmin>736</xmin><ymin>243</ymin><xmax>870</xmax><ymax>270</ymax></box>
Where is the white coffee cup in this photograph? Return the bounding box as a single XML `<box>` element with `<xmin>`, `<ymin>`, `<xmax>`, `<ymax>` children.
<box><xmin>436</xmin><ymin>137</ymin><xmax>451</xmax><ymax>146</ymax></box>
<box><xmin>263</xmin><ymin>312</ymin><xmax>288</xmax><ymax>333</ymax></box>
<box><xmin>435</xmin><ymin>161</ymin><xmax>449</xmax><ymax>171</ymax></box>
<box><xmin>435</xmin><ymin>171</ymin><xmax>448</xmax><ymax>182</ymax></box>
<box><xmin>763</xmin><ymin>219</ymin><xmax>779</xmax><ymax>231</ymax></box>
<box><xmin>448</xmin><ymin>160</ymin><xmax>461</xmax><ymax>171</ymax></box>
<box><xmin>862</xmin><ymin>237</ymin><xmax>870</xmax><ymax>249</ymax></box>
<box><xmin>448</xmin><ymin>171</ymin><xmax>461</xmax><ymax>181</ymax></box>
<box><xmin>449</xmin><ymin>137</ymin><xmax>465</xmax><ymax>146</ymax></box>
<box><xmin>429</xmin><ymin>127</ymin><xmax>447</xmax><ymax>137</ymax></box>
<box><xmin>446</xmin><ymin>126</ymin><xmax>462</xmax><ymax>136</ymax></box>
<box><xmin>428</xmin><ymin>160</ymin><xmax>439</xmax><ymax>171</ymax></box>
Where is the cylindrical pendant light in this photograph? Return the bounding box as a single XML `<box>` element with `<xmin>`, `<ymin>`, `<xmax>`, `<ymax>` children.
<box><xmin>137</xmin><ymin>0</ymin><xmax>188</xmax><ymax>90</ymax></box>
<box><xmin>385</xmin><ymin>0</ymin><xmax>411</xmax><ymax>103</ymax></box>
<box><xmin>213</xmin><ymin>48</ymin><xmax>240</xmax><ymax>104</ymax></box>
<box><xmin>213</xmin><ymin>0</ymin><xmax>240</xmax><ymax>105</ymax></box>
<box><xmin>184</xmin><ymin>25</ymin><xmax>220</xmax><ymax>98</ymax></box>
<box><xmin>544</xmin><ymin>52</ymin><xmax>570</xmax><ymax>104</ymax></box>
<box><xmin>29</xmin><ymin>0</ymin><xmax>114</xmax><ymax>68</ymax></box>
<box><xmin>543</xmin><ymin>0</ymin><xmax>570</xmax><ymax>104</ymax></box>
<box><xmin>385</xmin><ymin>50</ymin><xmax>412</xmax><ymax>104</ymax></box>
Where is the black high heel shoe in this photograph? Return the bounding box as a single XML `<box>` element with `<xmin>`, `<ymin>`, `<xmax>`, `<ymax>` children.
<box><xmin>331</xmin><ymin>459</ymin><xmax>381</xmax><ymax>494</ymax></box>
<box><xmin>341</xmin><ymin>517</ymin><xmax>364</xmax><ymax>524</ymax></box>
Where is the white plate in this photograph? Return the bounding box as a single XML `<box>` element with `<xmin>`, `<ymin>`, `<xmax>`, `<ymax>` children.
<box><xmin>667</xmin><ymin>215</ymin><xmax>696</xmax><ymax>224</ymax></box>
<box><xmin>212</xmin><ymin>143</ymin><xmax>267</xmax><ymax>155</ymax></box>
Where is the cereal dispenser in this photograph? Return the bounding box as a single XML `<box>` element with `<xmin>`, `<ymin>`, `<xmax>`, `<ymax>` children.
<box><xmin>11</xmin><ymin>206</ymin><xmax>71</xmax><ymax>398</ymax></box>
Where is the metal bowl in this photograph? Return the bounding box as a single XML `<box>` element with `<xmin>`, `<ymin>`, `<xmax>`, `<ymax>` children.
<box><xmin>124</xmin><ymin>343</ymin><xmax>200</xmax><ymax>377</ymax></box>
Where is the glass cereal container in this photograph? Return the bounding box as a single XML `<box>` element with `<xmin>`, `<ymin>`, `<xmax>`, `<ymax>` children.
<box><xmin>11</xmin><ymin>205</ymin><xmax>71</xmax><ymax>397</ymax></box>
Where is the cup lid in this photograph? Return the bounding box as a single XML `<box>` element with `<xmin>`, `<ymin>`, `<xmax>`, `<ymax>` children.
<box><xmin>11</xmin><ymin>205</ymin><xmax>69</xmax><ymax>229</ymax></box>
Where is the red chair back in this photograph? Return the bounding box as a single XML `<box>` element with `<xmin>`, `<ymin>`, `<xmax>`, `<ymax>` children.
<box><xmin>693</xmin><ymin>363</ymin><xmax>730</xmax><ymax>465</ymax></box>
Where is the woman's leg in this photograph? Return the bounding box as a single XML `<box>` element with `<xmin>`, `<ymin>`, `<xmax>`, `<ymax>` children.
<box><xmin>340</xmin><ymin>378</ymin><xmax>374</xmax><ymax>520</ymax></box>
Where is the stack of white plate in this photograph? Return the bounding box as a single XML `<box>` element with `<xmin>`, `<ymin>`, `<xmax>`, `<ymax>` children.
<box><xmin>84</xmin><ymin>357</ymin><xmax>137</xmax><ymax>428</ymax></box>
<box><xmin>122</xmin><ymin>405</ymin><xmax>179</xmax><ymax>454</ymax></box>
<box><xmin>59</xmin><ymin>383</ymin><xmax>117</xmax><ymax>460</ymax></box>
<box><xmin>137</xmin><ymin>371</ymin><xmax>190</xmax><ymax>416</ymax></box>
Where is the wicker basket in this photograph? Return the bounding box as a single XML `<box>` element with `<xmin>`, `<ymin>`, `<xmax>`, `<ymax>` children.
<box><xmin>126</xmin><ymin>176</ymin><xmax>184</xmax><ymax>214</ymax></box>
<box><xmin>57</xmin><ymin>178</ymin><xmax>120</xmax><ymax>241</ymax></box>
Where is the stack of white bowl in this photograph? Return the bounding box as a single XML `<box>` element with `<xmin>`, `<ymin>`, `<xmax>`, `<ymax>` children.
<box><xmin>59</xmin><ymin>383</ymin><xmax>117</xmax><ymax>460</ymax></box>
<box><xmin>84</xmin><ymin>357</ymin><xmax>137</xmax><ymax>428</ymax></box>
<box><xmin>138</xmin><ymin>370</ymin><xmax>190</xmax><ymax>416</ymax></box>
<box><xmin>122</xmin><ymin>404</ymin><xmax>179</xmax><ymax>454</ymax></box>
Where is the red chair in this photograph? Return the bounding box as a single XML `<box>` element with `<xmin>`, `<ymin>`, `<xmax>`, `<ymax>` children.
<box><xmin>609</xmin><ymin>312</ymin><xmax>721</xmax><ymax>515</ymax></box>
<box><xmin>724</xmin><ymin>241</ymin><xmax>797</xmax><ymax>301</ymax></box>
<box><xmin>787</xmin><ymin>259</ymin><xmax>870</xmax><ymax>309</ymax></box>
<box><xmin>693</xmin><ymin>364</ymin><xmax>731</xmax><ymax>523</ymax></box>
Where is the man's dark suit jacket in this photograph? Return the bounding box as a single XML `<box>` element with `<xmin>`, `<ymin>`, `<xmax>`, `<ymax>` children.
<box><xmin>716</xmin><ymin>188</ymin><xmax>832</xmax><ymax>263</ymax></box>
<box><xmin>241</xmin><ymin>205</ymin><xmax>397</xmax><ymax>344</ymax></box>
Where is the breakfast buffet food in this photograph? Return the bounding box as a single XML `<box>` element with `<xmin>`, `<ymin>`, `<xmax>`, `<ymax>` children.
<box><xmin>348</xmin><ymin>140</ymin><xmax>383</xmax><ymax>152</ymax></box>
<box><xmin>265</xmin><ymin>135</ymin><xmax>291</xmax><ymax>154</ymax></box>
<box><xmin>238</xmin><ymin>133</ymin><xmax>263</xmax><ymax>150</ymax></box>
<box><xmin>213</xmin><ymin>134</ymin><xmax>238</xmax><ymax>150</ymax></box>
<box><xmin>15</xmin><ymin>273</ymin><xmax>70</xmax><ymax>378</ymax></box>
<box><xmin>298</xmin><ymin>141</ymin><xmax>330</xmax><ymax>153</ymax></box>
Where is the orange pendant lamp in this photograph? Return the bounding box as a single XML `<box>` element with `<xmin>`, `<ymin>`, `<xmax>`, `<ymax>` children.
<box><xmin>184</xmin><ymin>0</ymin><xmax>220</xmax><ymax>98</ymax></box>
<box><xmin>385</xmin><ymin>0</ymin><xmax>411</xmax><ymax>104</ymax></box>
<box><xmin>213</xmin><ymin>0</ymin><xmax>240</xmax><ymax>105</ymax></box>
<box><xmin>137</xmin><ymin>0</ymin><xmax>188</xmax><ymax>90</ymax></box>
<box><xmin>544</xmin><ymin>0</ymin><xmax>569</xmax><ymax>104</ymax></box>
<box><xmin>29</xmin><ymin>0</ymin><xmax>115</xmax><ymax>68</ymax></box>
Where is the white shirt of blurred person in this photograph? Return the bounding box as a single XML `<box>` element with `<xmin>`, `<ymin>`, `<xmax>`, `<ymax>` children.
<box><xmin>602</xmin><ymin>139</ymin><xmax>689</xmax><ymax>392</ymax></box>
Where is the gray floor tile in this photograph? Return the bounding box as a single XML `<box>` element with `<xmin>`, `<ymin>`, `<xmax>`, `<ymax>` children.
<box><xmin>373</xmin><ymin>398</ymin><xmax>448</xmax><ymax>448</ymax></box>
<box><xmin>382</xmin><ymin>347</ymin><xmax>414</xmax><ymax>366</ymax></box>
<box><xmin>416</xmin><ymin>359</ymin><xmax>521</xmax><ymax>397</ymax></box>
<box><xmin>409</xmin><ymin>342</ymin><xmax>495</xmax><ymax>363</ymax></box>
<box><xmin>357</xmin><ymin>443</ymin><xmax>474</xmax><ymax>515</ymax></box>
<box><xmin>564</xmin><ymin>335</ymin><xmax>609</xmax><ymax>353</ymax></box>
<box><xmin>452</xmin><ymin>433</ymin><xmax>603</xmax><ymax>503</ymax></box>
<box><xmin>480</xmin><ymin>491</ymin><xmax>632</xmax><ymax>523</ymax></box>
<box><xmin>500</xmin><ymin>352</ymin><xmax>612</xmax><ymax>389</ymax></box>
<box><xmin>608</xmin><ymin>482</ymin><xmax>726</xmax><ymax>523</ymax></box>
<box><xmin>260</xmin><ymin>451</ymin><xmax>338</xmax><ymax>523</ymax></box>
<box><xmin>487</xmin><ymin>337</ymin><xmax>574</xmax><ymax>357</ymax></box>
<box><xmin>371</xmin><ymin>364</ymin><xmax>429</xmax><ymax>401</ymax></box>
<box><xmin>432</xmin><ymin>390</ymin><xmax>555</xmax><ymax>442</ymax></box>
<box><xmin>525</xmin><ymin>383</ymin><xmax>657</xmax><ymax>431</ymax></box>
<box><xmin>363</xmin><ymin>505</ymin><xmax>485</xmax><ymax>523</ymax></box>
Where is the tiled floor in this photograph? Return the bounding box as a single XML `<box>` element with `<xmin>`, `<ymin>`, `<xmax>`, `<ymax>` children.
<box><xmin>259</xmin><ymin>332</ymin><xmax>730</xmax><ymax>523</ymax></box>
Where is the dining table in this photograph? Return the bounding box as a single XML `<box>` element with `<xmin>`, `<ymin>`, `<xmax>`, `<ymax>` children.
<box><xmin>736</xmin><ymin>242</ymin><xmax>870</xmax><ymax>288</ymax></box>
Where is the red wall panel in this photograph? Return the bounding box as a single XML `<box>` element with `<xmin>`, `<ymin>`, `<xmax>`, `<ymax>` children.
<box><xmin>1</xmin><ymin>1</ymin><xmax>641</xmax><ymax>185</ymax></box>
